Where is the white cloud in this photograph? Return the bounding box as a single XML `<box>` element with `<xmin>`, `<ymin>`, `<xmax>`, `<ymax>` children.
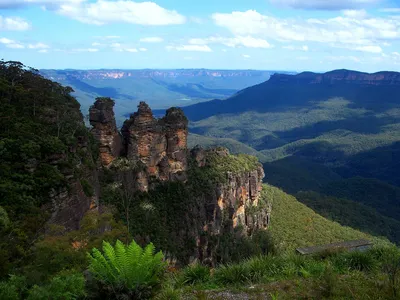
<box><xmin>91</xmin><ymin>42</ymin><xmax>102</xmax><ymax>46</ymax></box>
<box><xmin>0</xmin><ymin>37</ymin><xmax>24</xmax><ymax>48</ymax></box>
<box><xmin>109</xmin><ymin>42</ymin><xmax>146</xmax><ymax>52</ymax></box>
<box><xmin>212</xmin><ymin>10</ymin><xmax>400</xmax><ymax>53</ymax></box>
<box><xmin>342</xmin><ymin>9</ymin><xmax>368</xmax><ymax>18</ymax></box>
<box><xmin>38</xmin><ymin>49</ymin><xmax>48</xmax><ymax>53</ymax></box>
<box><xmin>166</xmin><ymin>45</ymin><xmax>212</xmax><ymax>52</ymax></box>
<box><xmin>0</xmin><ymin>0</ymin><xmax>83</xmax><ymax>9</ymax></box>
<box><xmin>380</xmin><ymin>8</ymin><xmax>400</xmax><ymax>13</ymax></box>
<box><xmin>283</xmin><ymin>45</ymin><xmax>309</xmax><ymax>51</ymax></box>
<box><xmin>28</xmin><ymin>42</ymin><xmax>49</xmax><ymax>49</ymax></box>
<box><xmin>269</xmin><ymin>0</ymin><xmax>381</xmax><ymax>10</ymax></box>
<box><xmin>190</xmin><ymin>17</ymin><xmax>204</xmax><ymax>24</ymax></box>
<box><xmin>0</xmin><ymin>16</ymin><xmax>30</xmax><ymax>31</ymax></box>
<box><xmin>353</xmin><ymin>45</ymin><xmax>382</xmax><ymax>53</ymax></box>
<box><xmin>73</xmin><ymin>48</ymin><xmax>99</xmax><ymax>52</ymax></box>
<box><xmin>189</xmin><ymin>35</ymin><xmax>272</xmax><ymax>49</ymax></box>
<box><xmin>242</xmin><ymin>54</ymin><xmax>250</xmax><ymax>58</ymax></box>
<box><xmin>139</xmin><ymin>37</ymin><xmax>164</xmax><ymax>43</ymax></box>
<box><xmin>58</xmin><ymin>1</ymin><xmax>186</xmax><ymax>26</ymax></box>
<box><xmin>326</xmin><ymin>55</ymin><xmax>361</xmax><ymax>62</ymax></box>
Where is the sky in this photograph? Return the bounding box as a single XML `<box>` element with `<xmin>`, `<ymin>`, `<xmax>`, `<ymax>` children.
<box><xmin>1</xmin><ymin>0</ymin><xmax>400</xmax><ymax>71</ymax></box>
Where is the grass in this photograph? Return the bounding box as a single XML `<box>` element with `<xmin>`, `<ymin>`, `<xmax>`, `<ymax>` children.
<box><xmin>261</xmin><ymin>184</ymin><xmax>388</xmax><ymax>252</ymax></box>
<box><xmin>155</xmin><ymin>246</ymin><xmax>400</xmax><ymax>300</ymax></box>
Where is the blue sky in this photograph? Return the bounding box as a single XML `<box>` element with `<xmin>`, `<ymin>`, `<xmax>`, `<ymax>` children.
<box><xmin>1</xmin><ymin>0</ymin><xmax>400</xmax><ymax>71</ymax></box>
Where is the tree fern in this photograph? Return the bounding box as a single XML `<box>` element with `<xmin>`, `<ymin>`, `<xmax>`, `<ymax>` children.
<box><xmin>87</xmin><ymin>239</ymin><xmax>167</xmax><ymax>298</ymax></box>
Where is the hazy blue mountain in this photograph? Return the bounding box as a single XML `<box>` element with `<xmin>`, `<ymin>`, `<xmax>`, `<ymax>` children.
<box><xmin>40</xmin><ymin>69</ymin><xmax>294</xmax><ymax>125</ymax></box>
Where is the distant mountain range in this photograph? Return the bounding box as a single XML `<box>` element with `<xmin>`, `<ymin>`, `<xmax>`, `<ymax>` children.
<box><xmin>171</xmin><ymin>69</ymin><xmax>400</xmax><ymax>243</ymax></box>
<box><xmin>40</xmin><ymin>69</ymin><xmax>294</xmax><ymax>124</ymax></box>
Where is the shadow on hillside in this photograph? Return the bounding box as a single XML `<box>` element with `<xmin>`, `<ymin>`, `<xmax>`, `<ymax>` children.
<box><xmin>335</xmin><ymin>141</ymin><xmax>400</xmax><ymax>186</ymax></box>
<box><xmin>274</xmin><ymin>114</ymin><xmax>399</xmax><ymax>142</ymax></box>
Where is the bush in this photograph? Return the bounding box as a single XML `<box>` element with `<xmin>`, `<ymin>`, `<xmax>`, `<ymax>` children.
<box><xmin>0</xmin><ymin>275</ymin><xmax>26</xmax><ymax>300</ymax></box>
<box><xmin>214</xmin><ymin>263</ymin><xmax>251</xmax><ymax>285</ymax></box>
<box><xmin>181</xmin><ymin>264</ymin><xmax>210</xmax><ymax>285</ymax></box>
<box><xmin>0</xmin><ymin>206</ymin><xmax>10</xmax><ymax>231</ymax></box>
<box><xmin>345</xmin><ymin>251</ymin><xmax>377</xmax><ymax>272</ymax></box>
<box><xmin>87</xmin><ymin>239</ymin><xmax>167</xmax><ymax>299</ymax></box>
<box><xmin>27</xmin><ymin>273</ymin><xmax>85</xmax><ymax>300</ymax></box>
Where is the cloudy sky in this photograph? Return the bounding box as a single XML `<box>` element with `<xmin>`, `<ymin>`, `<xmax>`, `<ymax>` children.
<box><xmin>1</xmin><ymin>0</ymin><xmax>400</xmax><ymax>71</ymax></box>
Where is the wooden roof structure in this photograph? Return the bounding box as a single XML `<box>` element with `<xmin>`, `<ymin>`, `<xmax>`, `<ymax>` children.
<box><xmin>296</xmin><ymin>239</ymin><xmax>373</xmax><ymax>255</ymax></box>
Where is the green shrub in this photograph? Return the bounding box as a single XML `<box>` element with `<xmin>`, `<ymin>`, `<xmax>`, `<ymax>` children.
<box><xmin>346</xmin><ymin>251</ymin><xmax>377</xmax><ymax>272</ymax></box>
<box><xmin>0</xmin><ymin>281</ymin><xmax>19</xmax><ymax>300</ymax></box>
<box><xmin>319</xmin><ymin>263</ymin><xmax>338</xmax><ymax>298</ymax></box>
<box><xmin>27</xmin><ymin>273</ymin><xmax>85</xmax><ymax>300</ymax></box>
<box><xmin>154</xmin><ymin>285</ymin><xmax>182</xmax><ymax>300</ymax></box>
<box><xmin>80</xmin><ymin>179</ymin><xmax>94</xmax><ymax>197</ymax></box>
<box><xmin>214</xmin><ymin>263</ymin><xmax>251</xmax><ymax>285</ymax></box>
<box><xmin>0</xmin><ymin>275</ymin><xmax>27</xmax><ymax>300</ymax></box>
<box><xmin>87</xmin><ymin>239</ymin><xmax>167</xmax><ymax>299</ymax></box>
<box><xmin>181</xmin><ymin>264</ymin><xmax>210</xmax><ymax>285</ymax></box>
<box><xmin>0</xmin><ymin>206</ymin><xmax>10</xmax><ymax>231</ymax></box>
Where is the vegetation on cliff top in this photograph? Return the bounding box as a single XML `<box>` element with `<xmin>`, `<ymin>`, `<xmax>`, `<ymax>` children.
<box><xmin>0</xmin><ymin>61</ymin><xmax>98</xmax><ymax>277</ymax></box>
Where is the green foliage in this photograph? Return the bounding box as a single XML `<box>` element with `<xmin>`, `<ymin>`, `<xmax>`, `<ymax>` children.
<box><xmin>214</xmin><ymin>263</ymin><xmax>251</xmax><ymax>285</ymax></box>
<box><xmin>319</xmin><ymin>263</ymin><xmax>338</xmax><ymax>298</ymax></box>
<box><xmin>0</xmin><ymin>206</ymin><xmax>10</xmax><ymax>230</ymax></box>
<box><xmin>0</xmin><ymin>275</ymin><xmax>26</xmax><ymax>300</ymax></box>
<box><xmin>80</xmin><ymin>179</ymin><xmax>94</xmax><ymax>197</ymax></box>
<box><xmin>0</xmin><ymin>273</ymin><xmax>84</xmax><ymax>300</ymax></box>
<box><xmin>214</xmin><ymin>229</ymin><xmax>276</xmax><ymax>264</ymax></box>
<box><xmin>25</xmin><ymin>210</ymin><xmax>128</xmax><ymax>284</ymax></box>
<box><xmin>0</xmin><ymin>61</ymin><xmax>99</xmax><ymax>276</ymax></box>
<box><xmin>342</xmin><ymin>251</ymin><xmax>378</xmax><ymax>272</ymax></box>
<box><xmin>296</xmin><ymin>191</ymin><xmax>400</xmax><ymax>244</ymax></box>
<box><xmin>322</xmin><ymin>177</ymin><xmax>400</xmax><ymax>221</ymax></box>
<box><xmin>188</xmin><ymin>133</ymin><xmax>267</xmax><ymax>162</ymax></box>
<box><xmin>262</xmin><ymin>184</ymin><xmax>385</xmax><ymax>252</ymax></box>
<box><xmin>181</xmin><ymin>264</ymin><xmax>210</xmax><ymax>285</ymax></box>
<box><xmin>87</xmin><ymin>239</ymin><xmax>167</xmax><ymax>299</ymax></box>
<box><xmin>27</xmin><ymin>273</ymin><xmax>85</xmax><ymax>300</ymax></box>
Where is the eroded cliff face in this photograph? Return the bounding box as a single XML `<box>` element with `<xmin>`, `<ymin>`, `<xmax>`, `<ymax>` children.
<box><xmin>120</xmin><ymin>102</ymin><xmax>188</xmax><ymax>191</ymax></box>
<box><xmin>91</xmin><ymin>100</ymin><xmax>270</xmax><ymax>264</ymax></box>
<box><xmin>89</xmin><ymin>98</ymin><xmax>122</xmax><ymax>166</ymax></box>
<box><xmin>190</xmin><ymin>147</ymin><xmax>270</xmax><ymax>264</ymax></box>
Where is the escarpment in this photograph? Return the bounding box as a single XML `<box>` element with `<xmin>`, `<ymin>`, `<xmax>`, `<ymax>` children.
<box><xmin>91</xmin><ymin>100</ymin><xmax>271</xmax><ymax>264</ymax></box>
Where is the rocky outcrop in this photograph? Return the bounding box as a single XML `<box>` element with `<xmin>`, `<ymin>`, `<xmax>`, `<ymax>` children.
<box><xmin>269</xmin><ymin>69</ymin><xmax>400</xmax><ymax>86</ymax></box>
<box><xmin>90</xmin><ymin>100</ymin><xmax>270</xmax><ymax>264</ymax></box>
<box><xmin>89</xmin><ymin>98</ymin><xmax>122</xmax><ymax>166</ymax></box>
<box><xmin>189</xmin><ymin>147</ymin><xmax>270</xmax><ymax>263</ymax></box>
<box><xmin>121</xmin><ymin>102</ymin><xmax>188</xmax><ymax>191</ymax></box>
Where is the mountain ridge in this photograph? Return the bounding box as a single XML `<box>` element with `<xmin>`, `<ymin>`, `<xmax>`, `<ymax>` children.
<box><xmin>269</xmin><ymin>69</ymin><xmax>400</xmax><ymax>86</ymax></box>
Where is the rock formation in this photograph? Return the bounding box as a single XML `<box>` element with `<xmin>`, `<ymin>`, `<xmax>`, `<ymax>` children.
<box><xmin>189</xmin><ymin>147</ymin><xmax>270</xmax><ymax>263</ymax></box>
<box><xmin>121</xmin><ymin>102</ymin><xmax>188</xmax><ymax>191</ymax></box>
<box><xmin>89</xmin><ymin>97</ymin><xmax>122</xmax><ymax>166</ymax></box>
<box><xmin>89</xmin><ymin>99</ymin><xmax>270</xmax><ymax>264</ymax></box>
